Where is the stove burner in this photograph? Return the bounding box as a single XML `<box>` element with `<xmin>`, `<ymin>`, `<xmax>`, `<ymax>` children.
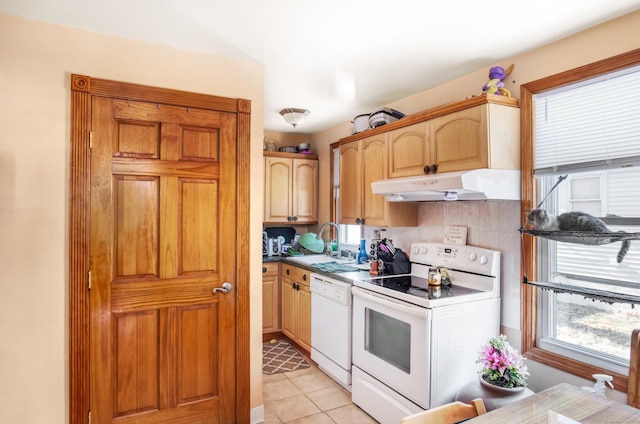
<box><xmin>362</xmin><ymin>275</ymin><xmax>483</xmax><ymax>301</ymax></box>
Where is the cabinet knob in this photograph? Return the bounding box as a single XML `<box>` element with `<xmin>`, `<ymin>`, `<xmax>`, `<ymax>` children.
<box><xmin>287</xmin><ymin>216</ymin><xmax>293</xmax><ymax>221</ymax></box>
<box><xmin>293</xmin><ymin>216</ymin><xmax>298</xmax><ymax>221</ymax></box>
<box><xmin>262</xmin><ymin>267</ymin><xmax>267</xmax><ymax>273</ymax></box>
<box><xmin>355</xmin><ymin>218</ymin><xmax>361</xmax><ymax>225</ymax></box>
<box><xmin>424</xmin><ymin>164</ymin><xmax>438</xmax><ymax>174</ymax></box>
<box><xmin>303</xmin><ymin>274</ymin><xmax>307</xmax><ymax>281</ymax></box>
<box><xmin>286</xmin><ymin>269</ymin><xmax>290</xmax><ymax>275</ymax></box>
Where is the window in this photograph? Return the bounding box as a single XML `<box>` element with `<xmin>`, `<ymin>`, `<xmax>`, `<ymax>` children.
<box><xmin>522</xmin><ymin>50</ymin><xmax>640</xmax><ymax>389</ymax></box>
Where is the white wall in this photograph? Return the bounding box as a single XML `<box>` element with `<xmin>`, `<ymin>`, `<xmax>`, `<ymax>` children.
<box><xmin>0</xmin><ymin>13</ymin><xmax>265</xmax><ymax>423</ymax></box>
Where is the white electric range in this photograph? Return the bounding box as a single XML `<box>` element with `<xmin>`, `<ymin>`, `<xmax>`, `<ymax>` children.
<box><xmin>350</xmin><ymin>242</ymin><xmax>502</xmax><ymax>424</ymax></box>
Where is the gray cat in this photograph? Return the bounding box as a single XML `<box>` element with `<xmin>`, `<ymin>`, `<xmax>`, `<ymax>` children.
<box><xmin>526</xmin><ymin>209</ymin><xmax>630</xmax><ymax>263</ymax></box>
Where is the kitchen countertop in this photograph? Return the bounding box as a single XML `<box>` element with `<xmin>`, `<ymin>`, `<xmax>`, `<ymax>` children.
<box><xmin>262</xmin><ymin>255</ymin><xmax>373</xmax><ymax>284</ymax></box>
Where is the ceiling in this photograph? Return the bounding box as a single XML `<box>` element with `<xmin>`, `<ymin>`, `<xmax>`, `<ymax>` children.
<box><xmin>3</xmin><ymin>1</ymin><xmax>640</xmax><ymax>133</ymax></box>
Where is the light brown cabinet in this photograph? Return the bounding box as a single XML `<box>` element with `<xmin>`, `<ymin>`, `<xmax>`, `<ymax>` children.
<box><xmin>264</xmin><ymin>152</ymin><xmax>318</xmax><ymax>224</ymax></box>
<box><xmin>341</xmin><ymin>93</ymin><xmax>520</xmax><ymax>180</ymax></box>
<box><xmin>262</xmin><ymin>262</ymin><xmax>280</xmax><ymax>334</ymax></box>
<box><xmin>388</xmin><ymin>121</ymin><xmax>431</xmax><ymax>178</ymax></box>
<box><xmin>280</xmin><ymin>263</ymin><xmax>312</xmax><ymax>352</ymax></box>
<box><xmin>430</xmin><ymin>103</ymin><xmax>519</xmax><ymax>173</ymax></box>
<box><xmin>340</xmin><ymin>134</ymin><xmax>418</xmax><ymax>227</ymax></box>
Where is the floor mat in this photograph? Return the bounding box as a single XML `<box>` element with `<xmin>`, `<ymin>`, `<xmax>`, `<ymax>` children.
<box><xmin>262</xmin><ymin>340</ymin><xmax>310</xmax><ymax>374</ymax></box>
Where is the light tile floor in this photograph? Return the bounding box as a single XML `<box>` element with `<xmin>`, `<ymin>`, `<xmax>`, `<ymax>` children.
<box><xmin>263</xmin><ymin>348</ymin><xmax>378</xmax><ymax>423</ymax></box>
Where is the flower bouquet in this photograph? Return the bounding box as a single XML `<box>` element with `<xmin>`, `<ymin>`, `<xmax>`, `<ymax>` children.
<box><xmin>477</xmin><ymin>334</ymin><xmax>529</xmax><ymax>389</ymax></box>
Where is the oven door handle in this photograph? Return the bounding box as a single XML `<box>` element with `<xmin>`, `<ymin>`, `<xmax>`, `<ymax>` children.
<box><xmin>352</xmin><ymin>286</ymin><xmax>429</xmax><ymax>319</ymax></box>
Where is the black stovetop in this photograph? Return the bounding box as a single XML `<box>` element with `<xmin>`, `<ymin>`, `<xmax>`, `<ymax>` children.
<box><xmin>360</xmin><ymin>274</ymin><xmax>483</xmax><ymax>301</ymax></box>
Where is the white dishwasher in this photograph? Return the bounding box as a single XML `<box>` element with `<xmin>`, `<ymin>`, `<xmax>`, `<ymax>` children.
<box><xmin>310</xmin><ymin>272</ymin><xmax>352</xmax><ymax>390</ymax></box>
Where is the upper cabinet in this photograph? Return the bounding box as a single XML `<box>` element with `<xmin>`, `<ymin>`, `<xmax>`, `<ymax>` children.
<box><xmin>430</xmin><ymin>102</ymin><xmax>519</xmax><ymax>173</ymax></box>
<box><xmin>343</xmin><ymin>93</ymin><xmax>520</xmax><ymax>179</ymax></box>
<box><xmin>264</xmin><ymin>152</ymin><xmax>318</xmax><ymax>224</ymax></box>
<box><xmin>340</xmin><ymin>133</ymin><xmax>417</xmax><ymax>227</ymax></box>
<box><xmin>388</xmin><ymin>121</ymin><xmax>431</xmax><ymax>178</ymax></box>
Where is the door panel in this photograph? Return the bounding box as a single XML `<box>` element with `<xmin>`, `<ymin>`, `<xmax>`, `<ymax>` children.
<box><xmin>90</xmin><ymin>96</ymin><xmax>236</xmax><ymax>423</ymax></box>
<box><xmin>114</xmin><ymin>309</ymin><xmax>160</xmax><ymax>416</ymax></box>
<box><xmin>114</xmin><ymin>176</ymin><xmax>159</xmax><ymax>278</ymax></box>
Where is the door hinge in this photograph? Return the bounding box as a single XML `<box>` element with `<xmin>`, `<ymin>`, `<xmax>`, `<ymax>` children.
<box><xmin>89</xmin><ymin>131</ymin><xmax>93</xmax><ymax>149</ymax></box>
<box><xmin>88</xmin><ymin>270</ymin><xmax>92</xmax><ymax>290</ymax></box>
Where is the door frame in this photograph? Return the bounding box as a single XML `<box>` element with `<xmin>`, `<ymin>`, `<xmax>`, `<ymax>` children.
<box><xmin>68</xmin><ymin>74</ymin><xmax>252</xmax><ymax>423</ymax></box>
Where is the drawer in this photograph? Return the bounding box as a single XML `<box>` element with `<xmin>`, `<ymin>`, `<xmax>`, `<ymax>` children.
<box><xmin>262</xmin><ymin>262</ymin><xmax>279</xmax><ymax>277</ymax></box>
<box><xmin>281</xmin><ymin>263</ymin><xmax>311</xmax><ymax>286</ymax></box>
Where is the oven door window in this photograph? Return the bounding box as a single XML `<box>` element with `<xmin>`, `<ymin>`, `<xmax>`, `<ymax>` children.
<box><xmin>366</xmin><ymin>308</ymin><xmax>411</xmax><ymax>373</ymax></box>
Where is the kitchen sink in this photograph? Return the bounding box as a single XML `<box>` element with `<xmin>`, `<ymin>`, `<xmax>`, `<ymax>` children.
<box><xmin>286</xmin><ymin>254</ymin><xmax>370</xmax><ymax>271</ymax></box>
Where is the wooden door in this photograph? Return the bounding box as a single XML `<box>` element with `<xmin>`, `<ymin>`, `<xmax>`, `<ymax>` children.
<box><xmin>388</xmin><ymin>121</ymin><xmax>431</xmax><ymax>177</ymax></box>
<box><xmin>431</xmin><ymin>105</ymin><xmax>488</xmax><ymax>172</ymax></box>
<box><xmin>281</xmin><ymin>276</ymin><xmax>296</xmax><ymax>340</ymax></box>
<box><xmin>264</xmin><ymin>156</ymin><xmax>293</xmax><ymax>223</ymax></box>
<box><xmin>361</xmin><ymin>134</ymin><xmax>388</xmax><ymax>227</ymax></box>
<box><xmin>291</xmin><ymin>158</ymin><xmax>318</xmax><ymax>224</ymax></box>
<box><xmin>262</xmin><ymin>262</ymin><xmax>280</xmax><ymax>334</ymax></box>
<box><xmin>296</xmin><ymin>279</ymin><xmax>312</xmax><ymax>352</ymax></box>
<box><xmin>89</xmin><ymin>97</ymin><xmax>237</xmax><ymax>423</ymax></box>
<box><xmin>339</xmin><ymin>140</ymin><xmax>362</xmax><ymax>225</ymax></box>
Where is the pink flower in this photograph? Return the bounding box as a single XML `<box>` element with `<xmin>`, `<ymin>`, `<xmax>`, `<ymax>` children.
<box><xmin>476</xmin><ymin>335</ymin><xmax>529</xmax><ymax>388</ymax></box>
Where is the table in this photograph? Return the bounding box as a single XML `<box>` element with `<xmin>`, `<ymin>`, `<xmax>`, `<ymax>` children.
<box><xmin>465</xmin><ymin>383</ymin><xmax>640</xmax><ymax>423</ymax></box>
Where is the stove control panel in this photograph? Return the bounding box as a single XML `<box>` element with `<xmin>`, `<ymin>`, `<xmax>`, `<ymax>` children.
<box><xmin>410</xmin><ymin>242</ymin><xmax>500</xmax><ymax>277</ymax></box>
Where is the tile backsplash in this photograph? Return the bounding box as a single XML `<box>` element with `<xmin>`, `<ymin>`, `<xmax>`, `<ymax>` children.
<box><xmin>364</xmin><ymin>200</ymin><xmax>523</xmax><ymax>329</ymax></box>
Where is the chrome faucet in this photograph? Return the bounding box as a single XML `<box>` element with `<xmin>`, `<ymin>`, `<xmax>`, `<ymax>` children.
<box><xmin>316</xmin><ymin>222</ymin><xmax>341</xmax><ymax>258</ymax></box>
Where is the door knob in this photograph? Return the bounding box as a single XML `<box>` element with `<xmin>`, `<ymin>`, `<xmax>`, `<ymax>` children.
<box><xmin>212</xmin><ymin>282</ymin><xmax>232</xmax><ymax>294</ymax></box>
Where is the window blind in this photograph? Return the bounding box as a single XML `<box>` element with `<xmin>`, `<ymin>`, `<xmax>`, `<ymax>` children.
<box><xmin>534</xmin><ymin>64</ymin><xmax>640</xmax><ymax>176</ymax></box>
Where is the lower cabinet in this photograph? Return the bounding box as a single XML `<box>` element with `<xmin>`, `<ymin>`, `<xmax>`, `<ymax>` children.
<box><xmin>280</xmin><ymin>263</ymin><xmax>312</xmax><ymax>352</ymax></box>
<box><xmin>262</xmin><ymin>262</ymin><xmax>280</xmax><ymax>334</ymax></box>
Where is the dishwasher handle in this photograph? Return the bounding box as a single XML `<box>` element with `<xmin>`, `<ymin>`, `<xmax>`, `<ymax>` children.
<box><xmin>352</xmin><ymin>286</ymin><xmax>429</xmax><ymax>319</ymax></box>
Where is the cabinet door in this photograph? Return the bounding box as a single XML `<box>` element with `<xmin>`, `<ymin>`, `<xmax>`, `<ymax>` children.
<box><xmin>297</xmin><ymin>280</ymin><xmax>312</xmax><ymax>352</ymax></box>
<box><xmin>362</xmin><ymin>134</ymin><xmax>389</xmax><ymax>227</ymax></box>
<box><xmin>280</xmin><ymin>277</ymin><xmax>296</xmax><ymax>340</ymax></box>
<box><xmin>291</xmin><ymin>158</ymin><xmax>318</xmax><ymax>224</ymax></box>
<box><xmin>339</xmin><ymin>140</ymin><xmax>362</xmax><ymax>225</ymax></box>
<box><xmin>262</xmin><ymin>263</ymin><xmax>279</xmax><ymax>334</ymax></box>
<box><xmin>264</xmin><ymin>157</ymin><xmax>293</xmax><ymax>222</ymax></box>
<box><xmin>388</xmin><ymin>121</ymin><xmax>431</xmax><ymax>177</ymax></box>
<box><xmin>431</xmin><ymin>105</ymin><xmax>488</xmax><ymax>172</ymax></box>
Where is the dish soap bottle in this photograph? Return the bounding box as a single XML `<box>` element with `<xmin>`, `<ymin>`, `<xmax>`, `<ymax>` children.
<box><xmin>357</xmin><ymin>239</ymin><xmax>369</xmax><ymax>264</ymax></box>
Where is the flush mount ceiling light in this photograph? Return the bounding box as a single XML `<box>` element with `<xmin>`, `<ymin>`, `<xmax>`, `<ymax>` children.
<box><xmin>279</xmin><ymin>108</ymin><xmax>310</xmax><ymax>127</ymax></box>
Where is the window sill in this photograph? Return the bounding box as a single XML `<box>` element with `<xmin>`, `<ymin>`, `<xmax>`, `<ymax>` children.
<box><xmin>523</xmin><ymin>346</ymin><xmax>628</xmax><ymax>393</ymax></box>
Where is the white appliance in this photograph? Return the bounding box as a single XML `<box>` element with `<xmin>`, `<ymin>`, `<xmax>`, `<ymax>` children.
<box><xmin>310</xmin><ymin>273</ymin><xmax>352</xmax><ymax>390</ymax></box>
<box><xmin>371</xmin><ymin>168</ymin><xmax>521</xmax><ymax>201</ymax></box>
<box><xmin>262</xmin><ymin>231</ymin><xmax>268</xmax><ymax>255</ymax></box>
<box><xmin>350</xmin><ymin>242</ymin><xmax>501</xmax><ymax>424</ymax></box>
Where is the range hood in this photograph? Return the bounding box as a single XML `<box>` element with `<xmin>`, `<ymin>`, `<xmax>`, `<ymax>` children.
<box><xmin>371</xmin><ymin>169</ymin><xmax>521</xmax><ymax>202</ymax></box>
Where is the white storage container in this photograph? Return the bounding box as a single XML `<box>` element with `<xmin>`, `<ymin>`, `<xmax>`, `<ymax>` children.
<box><xmin>369</xmin><ymin>108</ymin><xmax>404</xmax><ymax>128</ymax></box>
<box><xmin>352</xmin><ymin>114</ymin><xmax>370</xmax><ymax>134</ymax></box>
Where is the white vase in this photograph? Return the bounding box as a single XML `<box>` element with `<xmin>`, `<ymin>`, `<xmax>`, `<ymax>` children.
<box><xmin>479</xmin><ymin>374</ymin><xmax>526</xmax><ymax>394</ymax></box>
